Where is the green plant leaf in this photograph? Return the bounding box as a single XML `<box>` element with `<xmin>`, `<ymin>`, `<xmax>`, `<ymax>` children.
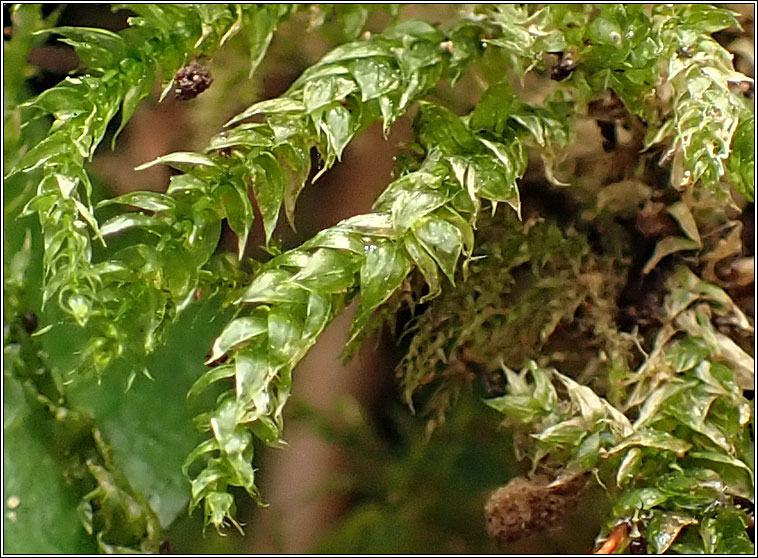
<box><xmin>207</xmin><ymin>316</ymin><xmax>268</xmax><ymax>364</ymax></box>
<box><xmin>2</xmin><ymin>375</ymin><xmax>97</xmax><ymax>553</ymax></box>
<box><xmin>412</xmin><ymin>216</ymin><xmax>463</xmax><ymax>285</ymax></box>
<box><xmin>135</xmin><ymin>152</ymin><xmax>219</xmax><ymax>171</ymax></box>
<box><xmin>251</xmin><ymin>152</ymin><xmax>286</xmax><ymax>245</ymax></box>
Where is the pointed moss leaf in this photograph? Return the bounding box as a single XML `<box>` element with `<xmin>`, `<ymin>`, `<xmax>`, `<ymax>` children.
<box><xmin>667</xmin><ymin>201</ymin><xmax>701</xmax><ymax>245</ymax></box>
<box><xmin>241</xmin><ymin>6</ymin><xmax>280</xmax><ymax>78</ymax></box>
<box><xmin>207</xmin><ymin>316</ymin><xmax>268</xmax><ymax>364</ymax></box>
<box><xmin>252</xmin><ymin>152</ymin><xmax>286</xmax><ymax>244</ymax></box>
<box><xmin>187</xmin><ymin>365</ymin><xmax>235</xmax><ymax>400</ymax></box>
<box><xmin>688</xmin><ymin>451</ymin><xmax>754</xmax><ymax>482</ymax></box>
<box><xmin>359</xmin><ymin>241</ymin><xmax>412</xmax><ymax>313</ymax></box>
<box><xmin>209</xmin><ymin>397</ymin><xmax>244</xmax><ymax>447</ymax></box>
<box><xmin>412</xmin><ymin>216</ymin><xmax>463</xmax><ymax>285</ymax></box>
<box><xmin>349</xmin><ymin>57</ymin><xmax>399</xmax><ymax>101</ymax></box>
<box><xmin>727</xmin><ymin>117</ymin><xmax>754</xmax><ymax>201</ymax></box>
<box><xmin>648</xmin><ymin>512</ymin><xmax>699</xmax><ymax>554</ymax></box>
<box><xmin>318</xmin><ymin>104</ymin><xmax>353</xmax><ymax>161</ymax></box>
<box><xmin>135</xmin><ymin>151</ymin><xmax>219</xmax><ymax>171</ymax></box>
<box><xmin>302</xmin><ymin>229</ymin><xmax>364</xmax><ymax>254</ymax></box>
<box><xmin>534</xmin><ymin>417</ymin><xmax>588</xmax><ymax>445</ymax></box>
<box><xmin>225</xmin><ymin>98</ymin><xmax>305</xmax><ymax>127</ymax></box>
<box><xmin>606</xmin><ymin>429</ymin><xmax>692</xmax><ymax>458</ymax></box>
<box><xmin>553</xmin><ymin>369</ymin><xmax>633</xmax><ymax>437</ymax></box>
<box><xmin>234</xmin><ymin>351</ymin><xmax>278</xmax><ymax>407</ymax></box>
<box><xmin>14</xmin><ymin>132</ymin><xmax>74</xmax><ymax>174</ymax></box>
<box><xmin>616</xmin><ymin>447</ymin><xmax>643</xmax><ymax>487</ymax></box>
<box><xmin>643</xmin><ymin>237</ymin><xmax>701</xmax><ymax>274</ymax></box>
<box><xmin>293</xmin><ymin>248</ymin><xmax>360</xmax><ymax>293</ymax></box>
<box><xmin>334</xmin><ymin>4</ymin><xmax>369</xmax><ymax>39</ymax></box>
<box><xmin>681</xmin><ymin>4</ymin><xmax>741</xmax><ymax>33</ymax></box>
<box><xmin>303</xmin><ymin>76</ymin><xmax>357</xmax><ymax>114</ymax></box>
<box><xmin>268</xmin><ymin>307</ymin><xmax>305</xmax><ymax>365</ymax></box>
<box><xmin>529</xmin><ymin>363</ymin><xmax>560</xmax><ymax>411</ymax></box>
<box><xmin>189</xmin><ymin>461</ymin><xmax>226</xmax><ymax>509</ymax></box>
<box><xmin>100</xmin><ymin>213</ymin><xmax>167</xmax><ymax>236</ymax></box>
<box><xmin>318</xmin><ymin>41</ymin><xmax>389</xmax><ymax>65</ymax></box>
<box><xmin>390</xmin><ymin>186</ymin><xmax>452</xmax><ymax>232</ymax></box>
<box><xmin>217</xmin><ymin>181</ymin><xmax>254</xmax><ymax>259</ymax></box>
<box><xmin>98</xmin><ymin>191</ymin><xmax>176</xmax><ymax>212</ymax></box>
<box><xmin>470</xmin><ymin>81</ymin><xmax>515</xmax><ymax>133</ymax></box>
<box><xmin>484</xmin><ymin>394</ymin><xmax>544</xmax><ymax>423</ymax></box>
<box><xmin>404</xmin><ymin>235</ymin><xmax>441</xmax><ymax>302</ymax></box>
<box><xmin>435</xmin><ymin>206</ymin><xmax>475</xmax><ymax>256</ymax></box>
<box><xmin>38</xmin><ymin>26</ymin><xmax>126</xmax><ymax>69</ymax></box>
<box><xmin>238</xmin><ymin>268</ymin><xmax>307</xmax><ymax>305</ymax></box>
<box><xmin>208</xmin><ymin>125</ymin><xmax>273</xmax><ymax>151</ymax></box>
<box><xmin>21</xmin><ymin>78</ymin><xmax>90</xmax><ymax>117</ymax></box>
<box><xmin>276</xmin><ymin>142</ymin><xmax>310</xmax><ymax>229</ymax></box>
<box><xmin>415</xmin><ymin>102</ymin><xmax>476</xmax><ymax>154</ymax></box>
<box><xmin>336</xmin><ymin>213</ymin><xmax>395</xmax><ymax>237</ymax></box>
<box><xmin>269</xmin><ymin>249</ymin><xmax>310</xmax><ymax>269</ymax></box>
<box><xmin>304</xmin><ymin>292</ymin><xmax>332</xmax><ymax>339</ymax></box>
<box><xmin>182</xmin><ymin>438</ymin><xmax>220</xmax><ymax>476</ymax></box>
<box><xmin>374</xmin><ymin>170</ymin><xmax>442</xmax><ymax>211</ymax></box>
<box><xmin>113</xmin><ymin>62</ymin><xmax>156</xmax><ymax>146</ymax></box>
<box><xmin>166</xmin><ymin>173</ymin><xmax>209</xmax><ymax>195</ymax></box>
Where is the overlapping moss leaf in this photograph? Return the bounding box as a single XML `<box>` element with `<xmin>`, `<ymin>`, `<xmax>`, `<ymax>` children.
<box><xmin>7</xmin><ymin>4</ymin><xmax>293</xmax><ymax>378</ymax></box>
<box><xmin>484</xmin><ymin>267</ymin><xmax>754</xmax><ymax>553</ymax></box>
<box><xmin>183</xmin><ymin>89</ymin><xmax>572</xmax><ymax>530</ymax></box>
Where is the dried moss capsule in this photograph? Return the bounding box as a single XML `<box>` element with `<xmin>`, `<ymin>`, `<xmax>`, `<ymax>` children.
<box><xmin>174</xmin><ymin>61</ymin><xmax>213</xmax><ymax>101</ymax></box>
<box><xmin>551</xmin><ymin>52</ymin><xmax>577</xmax><ymax>81</ymax></box>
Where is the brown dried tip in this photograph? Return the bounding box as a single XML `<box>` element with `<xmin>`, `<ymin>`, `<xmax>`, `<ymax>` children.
<box><xmin>174</xmin><ymin>61</ymin><xmax>213</xmax><ymax>101</ymax></box>
<box><xmin>484</xmin><ymin>473</ymin><xmax>588</xmax><ymax>543</ymax></box>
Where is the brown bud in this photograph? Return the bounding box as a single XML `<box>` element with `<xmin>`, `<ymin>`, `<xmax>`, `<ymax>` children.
<box><xmin>174</xmin><ymin>61</ymin><xmax>213</xmax><ymax>101</ymax></box>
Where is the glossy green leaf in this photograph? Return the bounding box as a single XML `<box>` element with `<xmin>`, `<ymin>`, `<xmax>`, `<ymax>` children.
<box><xmin>648</xmin><ymin>511</ymin><xmax>698</xmax><ymax>554</ymax></box>
<box><xmin>207</xmin><ymin>316</ymin><xmax>268</xmax><ymax>364</ymax></box>
<box><xmin>225</xmin><ymin>98</ymin><xmax>305</xmax><ymax>128</ymax></box>
<box><xmin>187</xmin><ymin>365</ymin><xmax>235</xmax><ymax>400</ymax></box>
<box><xmin>606</xmin><ymin>429</ymin><xmax>691</xmax><ymax>458</ymax></box>
<box><xmin>238</xmin><ymin>268</ymin><xmax>307</xmax><ymax>305</ymax></box>
<box><xmin>233</xmin><ymin>351</ymin><xmax>277</xmax><ymax>408</ymax></box>
<box><xmin>302</xmin><ymin>229</ymin><xmax>365</xmax><ymax>254</ymax></box>
<box><xmin>98</xmin><ymin>191</ymin><xmax>176</xmax><ymax>212</ymax></box>
<box><xmin>217</xmin><ymin>179</ymin><xmax>254</xmax><ymax>259</ymax></box>
<box><xmin>3</xmin><ymin>375</ymin><xmax>97</xmax><ymax>553</ymax></box>
<box><xmin>350</xmin><ymin>58</ymin><xmax>399</xmax><ymax>101</ymax></box>
<box><xmin>267</xmin><ymin>307</ymin><xmax>304</xmax><ymax>365</ymax></box>
<box><xmin>317</xmin><ymin>104</ymin><xmax>353</xmax><ymax>162</ymax></box>
<box><xmin>251</xmin><ymin>152</ymin><xmax>286</xmax><ymax>244</ymax></box>
<box><xmin>135</xmin><ymin>152</ymin><xmax>219</xmax><ymax>171</ymax></box>
<box><xmin>112</xmin><ymin>61</ymin><xmax>156</xmax><ymax>146</ymax></box>
<box><xmin>415</xmin><ymin>102</ymin><xmax>476</xmax><ymax>154</ymax></box>
<box><xmin>304</xmin><ymin>75</ymin><xmax>357</xmax><ymax>114</ymax></box>
<box><xmin>303</xmin><ymin>291</ymin><xmax>332</xmax><ymax>339</ymax></box>
<box><xmin>412</xmin><ymin>216</ymin><xmax>463</xmax><ymax>285</ymax></box>
<box><xmin>403</xmin><ymin>235</ymin><xmax>441</xmax><ymax>302</ymax></box>
<box><xmin>100</xmin><ymin>213</ymin><xmax>167</xmax><ymax>237</ymax></box>
<box><xmin>276</xmin><ymin>141</ymin><xmax>310</xmax><ymax>229</ymax></box>
<box><xmin>359</xmin><ymin>241</ymin><xmax>412</xmax><ymax>313</ymax></box>
<box><xmin>293</xmin><ymin>248</ymin><xmax>360</xmax><ymax>293</ymax></box>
